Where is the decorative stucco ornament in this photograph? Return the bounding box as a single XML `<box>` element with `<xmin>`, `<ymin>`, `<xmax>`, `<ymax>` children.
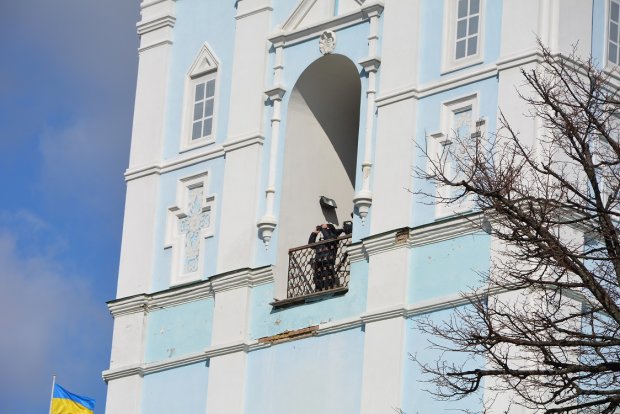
<box><xmin>319</xmin><ymin>30</ymin><xmax>336</xmax><ymax>55</ymax></box>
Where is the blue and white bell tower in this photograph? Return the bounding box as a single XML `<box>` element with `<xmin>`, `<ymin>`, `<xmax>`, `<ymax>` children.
<box><xmin>104</xmin><ymin>1</ymin><xmax>606</xmax><ymax>412</ymax></box>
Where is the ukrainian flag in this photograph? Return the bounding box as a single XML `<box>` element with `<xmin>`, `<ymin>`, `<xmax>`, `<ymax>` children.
<box><xmin>51</xmin><ymin>384</ymin><xmax>95</xmax><ymax>414</ymax></box>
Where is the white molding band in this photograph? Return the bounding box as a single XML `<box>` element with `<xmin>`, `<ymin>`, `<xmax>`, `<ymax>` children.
<box><xmin>271</xmin><ymin>1</ymin><xmax>384</xmax><ymax>47</ymax></box>
<box><xmin>136</xmin><ymin>15</ymin><xmax>176</xmax><ymax>36</ymax></box>
<box><xmin>140</xmin><ymin>0</ymin><xmax>174</xmax><ymax>9</ymax></box>
<box><xmin>102</xmin><ymin>289</ymin><xmax>480</xmax><ymax>382</ymax></box>
<box><xmin>109</xmin><ymin>215</ymin><xmax>482</xmax><ymax>318</ymax></box>
<box><xmin>235</xmin><ymin>5</ymin><xmax>273</xmax><ymax>20</ymax></box>
<box><xmin>108</xmin><ymin>266</ymin><xmax>274</xmax><ymax>317</ymax></box>
<box><xmin>375</xmin><ymin>50</ymin><xmax>549</xmax><ymax>109</ymax></box>
<box><xmin>138</xmin><ymin>40</ymin><xmax>174</xmax><ymax>54</ymax></box>
<box><xmin>124</xmin><ymin>134</ymin><xmax>264</xmax><ymax>182</ymax></box>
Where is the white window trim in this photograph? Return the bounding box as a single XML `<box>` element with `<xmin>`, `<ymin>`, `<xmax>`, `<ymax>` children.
<box><xmin>164</xmin><ymin>172</ymin><xmax>216</xmax><ymax>286</ymax></box>
<box><xmin>441</xmin><ymin>0</ymin><xmax>485</xmax><ymax>74</ymax></box>
<box><xmin>180</xmin><ymin>43</ymin><xmax>220</xmax><ymax>152</ymax></box>
<box><xmin>605</xmin><ymin>0</ymin><xmax>620</xmax><ymax>69</ymax></box>
<box><xmin>430</xmin><ymin>93</ymin><xmax>482</xmax><ymax>218</ymax></box>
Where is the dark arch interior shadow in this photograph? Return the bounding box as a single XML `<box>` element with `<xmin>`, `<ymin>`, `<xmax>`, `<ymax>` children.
<box><xmin>293</xmin><ymin>54</ymin><xmax>361</xmax><ymax>187</ymax></box>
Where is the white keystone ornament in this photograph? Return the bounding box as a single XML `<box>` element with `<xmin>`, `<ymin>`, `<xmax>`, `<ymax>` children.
<box><xmin>319</xmin><ymin>30</ymin><xmax>336</xmax><ymax>55</ymax></box>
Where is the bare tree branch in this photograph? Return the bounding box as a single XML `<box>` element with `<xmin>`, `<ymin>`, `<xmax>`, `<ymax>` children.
<box><xmin>413</xmin><ymin>41</ymin><xmax>620</xmax><ymax>413</ymax></box>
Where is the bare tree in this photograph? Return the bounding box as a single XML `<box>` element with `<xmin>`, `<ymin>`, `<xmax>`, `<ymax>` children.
<box><xmin>414</xmin><ymin>42</ymin><xmax>620</xmax><ymax>414</ymax></box>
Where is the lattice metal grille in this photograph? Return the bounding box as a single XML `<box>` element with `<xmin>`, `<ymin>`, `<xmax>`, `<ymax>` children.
<box><xmin>287</xmin><ymin>235</ymin><xmax>351</xmax><ymax>299</ymax></box>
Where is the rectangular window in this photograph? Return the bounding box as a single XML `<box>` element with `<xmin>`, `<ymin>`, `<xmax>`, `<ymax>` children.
<box><xmin>442</xmin><ymin>0</ymin><xmax>484</xmax><ymax>73</ymax></box>
<box><xmin>191</xmin><ymin>78</ymin><xmax>216</xmax><ymax>140</ymax></box>
<box><xmin>609</xmin><ymin>0</ymin><xmax>620</xmax><ymax>65</ymax></box>
<box><xmin>431</xmin><ymin>95</ymin><xmax>480</xmax><ymax>218</ymax></box>
<box><xmin>455</xmin><ymin>0</ymin><xmax>480</xmax><ymax>60</ymax></box>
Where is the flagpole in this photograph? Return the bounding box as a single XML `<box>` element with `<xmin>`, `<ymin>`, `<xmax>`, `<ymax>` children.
<box><xmin>48</xmin><ymin>374</ymin><xmax>56</xmax><ymax>414</ymax></box>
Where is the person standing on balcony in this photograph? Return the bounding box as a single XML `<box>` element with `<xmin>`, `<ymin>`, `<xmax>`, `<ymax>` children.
<box><xmin>308</xmin><ymin>223</ymin><xmax>343</xmax><ymax>291</ymax></box>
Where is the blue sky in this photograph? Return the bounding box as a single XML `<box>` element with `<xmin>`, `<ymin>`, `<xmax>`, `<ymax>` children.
<box><xmin>0</xmin><ymin>1</ymin><xmax>139</xmax><ymax>412</ymax></box>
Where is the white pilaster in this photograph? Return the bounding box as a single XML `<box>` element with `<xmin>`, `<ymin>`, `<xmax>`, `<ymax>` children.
<box><xmin>360</xmin><ymin>317</ymin><xmax>407</xmax><ymax>413</ymax></box>
<box><xmin>360</xmin><ymin>238</ymin><xmax>411</xmax><ymax>412</ymax></box>
<box><xmin>105</xmin><ymin>301</ymin><xmax>148</xmax><ymax>414</ymax></box>
<box><xmin>107</xmin><ymin>1</ymin><xmax>175</xmax><ymax>412</ymax></box>
<box><xmin>204</xmin><ymin>279</ymin><xmax>252</xmax><ymax>413</ymax></box>
<box><xmin>218</xmin><ymin>0</ymin><xmax>272</xmax><ymax>271</ymax></box>
<box><xmin>117</xmin><ymin>0</ymin><xmax>176</xmax><ymax>297</ymax></box>
<box><xmin>105</xmin><ymin>375</ymin><xmax>143</xmax><ymax>414</ymax></box>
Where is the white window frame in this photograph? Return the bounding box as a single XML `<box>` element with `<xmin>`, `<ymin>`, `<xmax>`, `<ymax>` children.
<box><xmin>607</xmin><ymin>0</ymin><xmax>620</xmax><ymax>67</ymax></box>
<box><xmin>181</xmin><ymin>43</ymin><xmax>220</xmax><ymax>152</ymax></box>
<box><xmin>441</xmin><ymin>0</ymin><xmax>485</xmax><ymax>74</ymax></box>
<box><xmin>429</xmin><ymin>93</ymin><xmax>481</xmax><ymax>218</ymax></box>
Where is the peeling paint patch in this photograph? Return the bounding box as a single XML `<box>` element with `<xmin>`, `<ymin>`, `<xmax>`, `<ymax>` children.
<box><xmin>258</xmin><ymin>325</ymin><xmax>319</xmax><ymax>345</ymax></box>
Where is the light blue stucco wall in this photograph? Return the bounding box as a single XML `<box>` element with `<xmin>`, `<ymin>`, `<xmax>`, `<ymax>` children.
<box><xmin>151</xmin><ymin>0</ymin><xmax>234</xmax><ymax>292</ymax></box>
<box><xmin>151</xmin><ymin>158</ymin><xmax>225</xmax><ymax>292</ymax></box>
<box><xmin>402</xmin><ymin>309</ymin><xmax>483</xmax><ymax>413</ymax></box>
<box><xmin>145</xmin><ymin>298</ymin><xmax>214</xmax><ymax>363</ymax></box>
<box><xmin>409</xmin><ymin>233</ymin><xmax>491</xmax><ymax>303</ymax></box>
<box><xmin>249</xmin><ymin>259</ymin><xmax>368</xmax><ymax>339</ymax></box>
<box><xmin>141</xmin><ymin>361</ymin><xmax>209</xmax><ymax>414</ymax></box>
<box><xmin>163</xmin><ymin>0</ymin><xmax>236</xmax><ymax>159</ymax></box>
<box><xmin>418</xmin><ymin>0</ymin><xmax>503</xmax><ymax>84</ymax></box>
<box><xmin>411</xmin><ymin>76</ymin><xmax>499</xmax><ymax>227</ymax></box>
<box><xmin>244</xmin><ymin>328</ymin><xmax>365</xmax><ymax>414</ymax></box>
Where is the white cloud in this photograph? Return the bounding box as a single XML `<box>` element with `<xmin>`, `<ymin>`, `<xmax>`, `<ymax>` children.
<box><xmin>0</xmin><ymin>214</ymin><xmax>111</xmax><ymax>412</ymax></box>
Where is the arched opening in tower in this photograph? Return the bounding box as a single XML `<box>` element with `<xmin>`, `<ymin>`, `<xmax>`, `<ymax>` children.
<box><xmin>276</xmin><ymin>54</ymin><xmax>361</xmax><ymax>297</ymax></box>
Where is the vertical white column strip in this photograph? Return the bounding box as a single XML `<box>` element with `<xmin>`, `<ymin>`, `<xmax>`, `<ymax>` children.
<box><xmin>258</xmin><ymin>40</ymin><xmax>286</xmax><ymax>248</ymax></box>
<box><xmin>354</xmin><ymin>3</ymin><xmax>384</xmax><ymax>224</ymax></box>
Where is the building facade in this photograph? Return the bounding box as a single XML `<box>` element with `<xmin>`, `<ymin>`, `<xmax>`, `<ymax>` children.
<box><xmin>103</xmin><ymin>0</ymin><xmax>610</xmax><ymax>412</ymax></box>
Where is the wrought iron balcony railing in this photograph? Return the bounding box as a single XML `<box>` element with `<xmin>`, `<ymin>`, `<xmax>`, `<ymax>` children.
<box><xmin>285</xmin><ymin>235</ymin><xmax>352</xmax><ymax>301</ymax></box>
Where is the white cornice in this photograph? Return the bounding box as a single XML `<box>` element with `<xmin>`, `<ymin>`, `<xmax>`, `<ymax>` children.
<box><xmin>210</xmin><ymin>266</ymin><xmax>274</xmax><ymax>294</ymax></box>
<box><xmin>138</xmin><ymin>40</ymin><xmax>173</xmax><ymax>54</ymax></box>
<box><xmin>408</xmin><ymin>212</ymin><xmax>484</xmax><ymax>248</ymax></box>
<box><xmin>221</xmin><ymin>133</ymin><xmax>265</xmax><ymax>153</ymax></box>
<box><xmin>102</xmin><ymin>364</ymin><xmax>142</xmax><ymax>383</ymax></box>
<box><xmin>103</xmin><ymin>290</ymin><xmax>480</xmax><ymax>382</ymax></box>
<box><xmin>124</xmin><ymin>133</ymin><xmax>266</xmax><ymax>182</ymax></box>
<box><xmin>347</xmin><ymin>241</ymin><xmax>367</xmax><ymax>263</ymax></box>
<box><xmin>108</xmin><ymin>266</ymin><xmax>274</xmax><ymax>317</ymax></box>
<box><xmin>281</xmin><ymin>0</ymin><xmax>319</xmax><ymax>32</ymax></box>
<box><xmin>107</xmin><ymin>294</ymin><xmax>149</xmax><ymax>317</ymax></box>
<box><xmin>270</xmin><ymin>10</ymin><xmax>366</xmax><ymax>47</ymax></box>
<box><xmin>374</xmin><ymin>51</ymin><xmax>547</xmax><ymax>108</ymax></box>
<box><xmin>361</xmin><ymin>227</ymin><xmax>410</xmax><ymax>257</ymax></box>
<box><xmin>315</xmin><ymin>317</ymin><xmax>362</xmax><ymax>335</ymax></box>
<box><xmin>142</xmin><ymin>351</ymin><xmax>208</xmax><ymax>375</ymax></box>
<box><xmin>107</xmin><ymin>219</ymin><xmax>483</xmax><ymax>317</ymax></box>
<box><xmin>376</xmin><ymin>64</ymin><xmax>497</xmax><ymax>107</ymax></box>
<box><xmin>235</xmin><ymin>5</ymin><xmax>273</xmax><ymax>20</ymax></box>
<box><xmin>347</xmin><ymin>213</ymin><xmax>484</xmax><ymax>262</ymax></box>
<box><xmin>140</xmin><ymin>0</ymin><xmax>175</xmax><ymax>9</ymax></box>
<box><xmin>136</xmin><ymin>15</ymin><xmax>176</xmax><ymax>36</ymax></box>
<box><xmin>125</xmin><ymin>146</ymin><xmax>224</xmax><ymax>182</ymax></box>
<box><xmin>361</xmin><ymin>305</ymin><xmax>406</xmax><ymax>323</ymax></box>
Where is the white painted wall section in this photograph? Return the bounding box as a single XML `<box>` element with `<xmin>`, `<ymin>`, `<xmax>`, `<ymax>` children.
<box><xmin>105</xmin><ymin>375</ymin><xmax>142</xmax><ymax>414</ymax></box>
<box><xmin>360</xmin><ymin>318</ymin><xmax>407</xmax><ymax>413</ymax></box>
<box><xmin>370</xmin><ymin>99</ymin><xmax>416</xmax><ymax>233</ymax></box>
<box><xmin>108</xmin><ymin>312</ymin><xmax>147</xmax><ymax>368</ymax></box>
<box><xmin>117</xmin><ymin>175</ymin><xmax>159</xmax><ymax>297</ymax></box>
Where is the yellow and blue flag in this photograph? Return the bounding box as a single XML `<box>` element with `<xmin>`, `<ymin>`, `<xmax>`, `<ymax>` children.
<box><xmin>51</xmin><ymin>384</ymin><xmax>95</xmax><ymax>414</ymax></box>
